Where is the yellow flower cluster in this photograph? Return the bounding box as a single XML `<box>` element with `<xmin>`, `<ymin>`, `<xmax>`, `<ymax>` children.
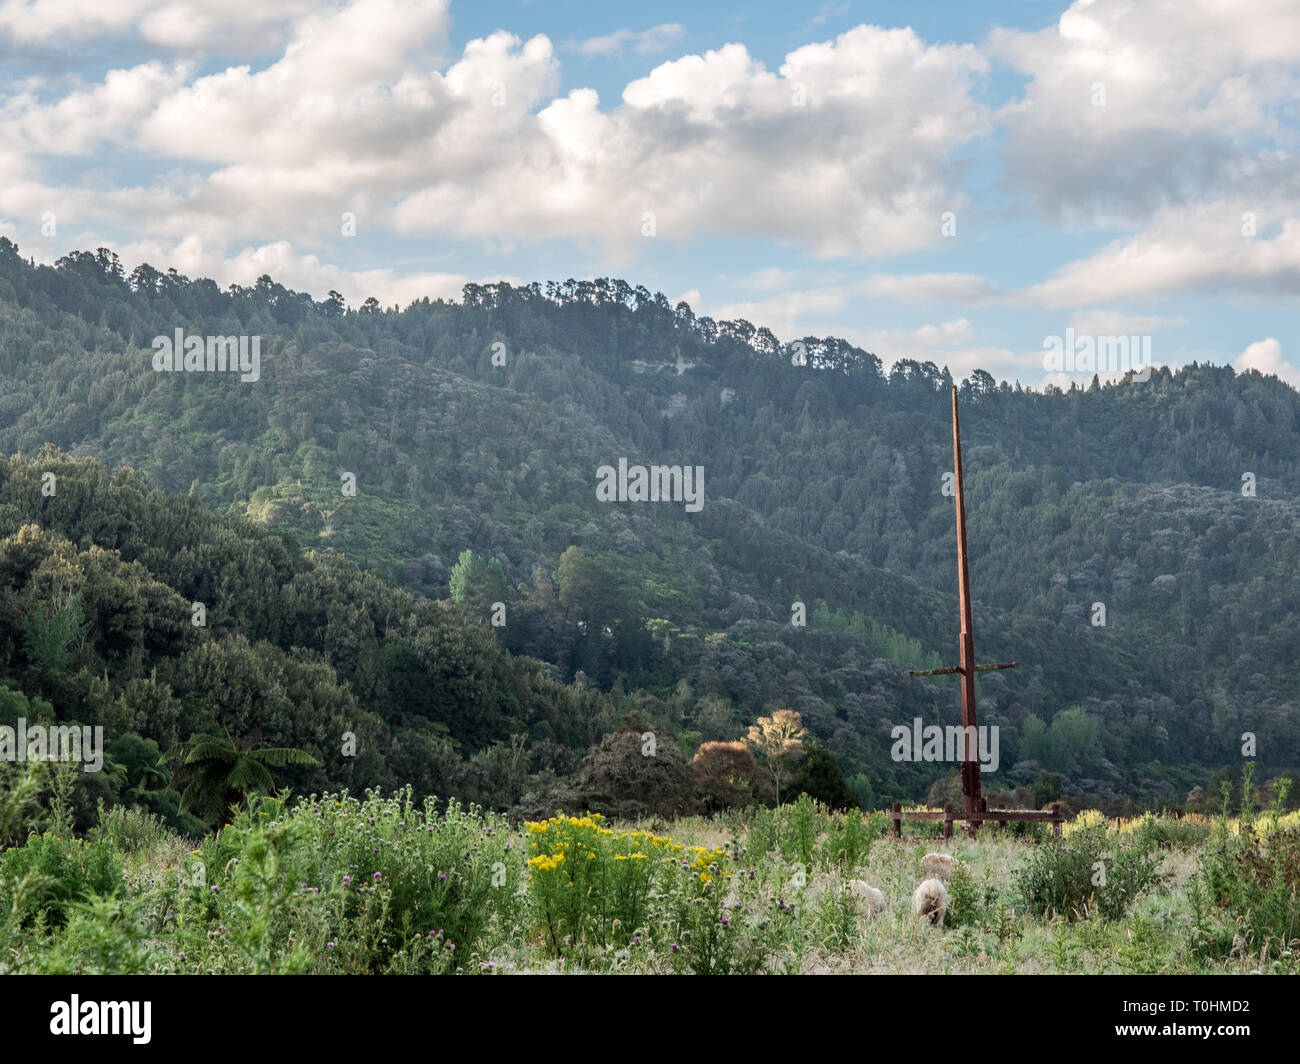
<box><xmin>528</xmin><ymin>853</ymin><xmax>566</xmax><ymax>872</ymax></box>
<box><xmin>1063</xmin><ymin>809</ymin><xmax>1107</xmax><ymax>837</ymax></box>
<box><xmin>1113</xmin><ymin>811</ymin><xmax>1158</xmax><ymax>835</ymax></box>
<box><xmin>689</xmin><ymin>847</ymin><xmax>732</xmax><ymax>885</ymax></box>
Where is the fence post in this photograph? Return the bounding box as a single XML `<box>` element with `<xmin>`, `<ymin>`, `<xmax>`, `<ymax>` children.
<box><xmin>1051</xmin><ymin>803</ymin><xmax>1063</xmax><ymax>835</ymax></box>
<box><xmin>943</xmin><ymin>803</ymin><xmax>953</xmax><ymax>842</ymax></box>
<box><xmin>893</xmin><ymin>802</ymin><xmax>902</xmax><ymax>839</ymax></box>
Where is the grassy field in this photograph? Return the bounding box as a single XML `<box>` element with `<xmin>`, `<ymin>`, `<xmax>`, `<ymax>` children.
<box><xmin>1</xmin><ymin>788</ymin><xmax>1297</xmax><ymax>975</ymax></box>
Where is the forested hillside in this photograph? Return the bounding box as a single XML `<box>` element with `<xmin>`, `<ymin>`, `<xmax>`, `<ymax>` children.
<box><xmin>1</xmin><ymin>240</ymin><xmax>1297</xmax><ymax>819</ymax></box>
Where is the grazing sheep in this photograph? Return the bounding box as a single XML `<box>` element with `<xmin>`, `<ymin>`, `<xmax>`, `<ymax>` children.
<box><xmin>912</xmin><ymin>878</ymin><xmax>949</xmax><ymax>927</ymax></box>
<box><xmin>846</xmin><ymin>879</ymin><xmax>885</xmax><ymax>914</ymax></box>
<box><xmin>920</xmin><ymin>852</ymin><xmax>955</xmax><ymax>881</ymax></box>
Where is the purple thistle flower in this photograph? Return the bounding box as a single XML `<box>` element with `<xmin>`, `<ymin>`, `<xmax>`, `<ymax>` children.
<box><xmin>342</xmin><ymin>875</ymin><xmax>351</xmax><ymax>883</ymax></box>
<box><xmin>374</xmin><ymin>872</ymin><xmax>382</xmax><ymax>880</ymax></box>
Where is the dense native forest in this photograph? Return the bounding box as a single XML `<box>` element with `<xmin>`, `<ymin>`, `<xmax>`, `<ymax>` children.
<box><xmin>0</xmin><ymin>240</ymin><xmax>1297</xmax><ymax>833</ymax></box>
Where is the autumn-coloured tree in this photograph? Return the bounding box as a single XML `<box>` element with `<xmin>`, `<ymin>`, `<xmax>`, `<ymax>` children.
<box><xmin>744</xmin><ymin>709</ymin><xmax>808</xmax><ymax>807</ymax></box>
<box><xmin>692</xmin><ymin>741</ymin><xmax>763</xmax><ymax>811</ymax></box>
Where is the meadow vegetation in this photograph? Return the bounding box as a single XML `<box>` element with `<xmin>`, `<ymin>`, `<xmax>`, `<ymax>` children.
<box><xmin>2</xmin><ymin>774</ymin><xmax>1295</xmax><ymax>975</ymax></box>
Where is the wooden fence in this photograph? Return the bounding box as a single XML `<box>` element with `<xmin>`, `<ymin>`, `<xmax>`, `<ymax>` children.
<box><xmin>887</xmin><ymin>802</ymin><xmax>1065</xmax><ymax>841</ymax></box>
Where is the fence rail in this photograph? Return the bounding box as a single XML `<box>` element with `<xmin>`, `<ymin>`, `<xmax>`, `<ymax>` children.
<box><xmin>887</xmin><ymin>801</ymin><xmax>1065</xmax><ymax>840</ymax></box>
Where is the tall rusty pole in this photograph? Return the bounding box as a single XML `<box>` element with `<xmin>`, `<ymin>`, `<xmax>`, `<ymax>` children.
<box><xmin>907</xmin><ymin>386</ymin><xmax>1018</xmax><ymax>834</ymax></box>
<box><xmin>951</xmin><ymin>385</ymin><xmax>982</xmax><ymax>819</ymax></box>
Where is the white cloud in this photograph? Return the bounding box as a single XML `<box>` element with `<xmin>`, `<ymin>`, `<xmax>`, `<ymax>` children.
<box><xmin>736</xmin><ymin>267</ymin><xmax>803</xmax><ymax>292</ymax></box>
<box><xmin>99</xmin><ymin>233</ymin><xmax>515</xmax><ymax>307</ymax></box>
<box><xmin>841</xmin><ymin>320</ymin><xmax>1033</xmax><ymax>381</ymax></box>
<box><xmin>989</xmin><ymin>0</ymin><xmax>1300</xmax><ymax>222</ymax></box>
<box><xmin>701</xmin><ymin>289</ymin><xmax>1027</xmax><ymax>380</ymax></box>
<box><xmin>701</xmin><ymin>271</ymin><xmax>1004</xmax><ymax>340</ymax></box>
<box><xmin>5</xmin><ymin>62</ymin><xmax>190</xmax><ymax>156</ymax></box>
<box><xmin>858</xmin><ymin>272</ymin><xmax>1004</xmax><ymax>305</ymax></box>
<box><xmin>0</xmin><ymin>0</ymin><xmax>322</xmax><ymax>51</ymax></box>
<box><xmin>573</xmin><ymin>23</ymin><xmax>684</xmax><ymax>57</ymax></box>
<box><xmin>393</xmin><ymin>26</ymin><xmax>992</xmax><ymax>259</ymax></box>
<box><xmin>808</xmin><ymin>3</ymin><xmax>850</xmax><ymax>28</ymax></box>
<box><xmin>1234</xmin><ymin>337</ymin><xmax>1300</xmax><ymax>387</ymax></box>
<box><xmin>2</xmin><ymin>0</ymin><xmax>1295</xmax><ymax>335</ymax></box>
<box><xmin>1069</xmin><ymin>310</ymin><xmax>1188</xmax><ymax>335</ymax></box>
<box><xmin>0</xmin><ymin>13</ymin><xmax>989</xmax><ymax>264</ymax></box>
<box><xmin>1022</xmin><ymin>200</ymin><xmax>1300</xmax><ymax>306</ymax></box>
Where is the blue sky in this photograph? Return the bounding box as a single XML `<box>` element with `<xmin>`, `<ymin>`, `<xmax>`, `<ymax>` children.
<box><xmin>0</xmin><ymin>0</ymin><xmax>1295</xmax><ymax>388</ymax></box>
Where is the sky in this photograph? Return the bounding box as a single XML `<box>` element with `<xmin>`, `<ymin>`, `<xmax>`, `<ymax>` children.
<box><xmin>0</xmin><ymin>0</ymin><xmax>1296</xmax><ymax>389</ymax></box>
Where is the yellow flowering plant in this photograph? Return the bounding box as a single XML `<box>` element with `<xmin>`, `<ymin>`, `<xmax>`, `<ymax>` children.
<box><xmin>524</xmin><ymin>813</ymin><xmax>678</xmax><ymax>955</ymax></box>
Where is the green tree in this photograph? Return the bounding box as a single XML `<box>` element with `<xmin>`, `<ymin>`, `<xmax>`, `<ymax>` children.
<box><xmin>448</xmin><ymin>549</ymin><xmax>507</xmax><ymax>623</ymax></box>
<box><xmin>1031</xmin><ymin>770</ymin><xmax>1063</xmax><ymax>807</ymax></box>
<box><xmin>22</xmin><ymin>592</ymin><xmax>90</xmax><ymax>680</ymax></box>
<box><xmin>789</xmin><ymin>743</ymin><xmax>858</xmax><ymax>810</ymax></box>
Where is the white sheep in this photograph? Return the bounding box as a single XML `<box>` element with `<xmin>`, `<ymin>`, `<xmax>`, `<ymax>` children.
<box><xmin>846</xmin><ymin>879</ymin><xmax>885</xmax><ymax>914</ymax></box>
<box><xmin>912</xmin><ymin>878</ymin><xmax>949</xmax><ymax>927</ymax></box>
<box><xmin>920</xmin><ymin>852</ymin><xmax>955</xmax><ymax>881</ymax></box>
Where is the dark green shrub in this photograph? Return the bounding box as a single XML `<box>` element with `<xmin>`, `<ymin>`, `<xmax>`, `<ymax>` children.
<box><xmin>1134</xmin><ymin>813</ymin><xmax>1211</xmax><ymax>851</ymax></box>
<box><xmin>944</xmin><ymin>864</ymin><xmax>980</xmax><ymax>929</ymax></box>
<box><xmin>0</xmin><ymin>832</ymin><xmax>122</xmax><ymax>928</ymax></box>
<box><xmin>89</xmin><ymin>801</ymin><xmax>173</xmax><ymax>854</ymax></box>
<box><xmin>1189</xmin><ymin>824</ymin><xmax>1300</xmax><ymax>964</ymax></box>
<box><xmin>1013</xmin><ymin>828</ymin><xmax>1165</xmax><ymax>922</ymax></box>
<box><xmin>821</xmin><ymin>809</ymin><xmax>880</xmax><ymax>870</ymax></box>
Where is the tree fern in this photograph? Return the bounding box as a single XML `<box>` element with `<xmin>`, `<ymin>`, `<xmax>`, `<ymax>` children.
<box><xmin>164</xmin><ymin>730</ymin><xmax>319</xmax><ymax>826</ymax></box>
